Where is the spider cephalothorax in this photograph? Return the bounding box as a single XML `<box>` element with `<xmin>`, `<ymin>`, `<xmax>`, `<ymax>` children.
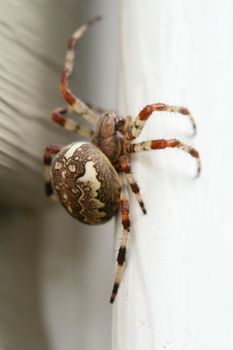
<box><xmin>43</xmin><ymin>17</ymin><xmax>201</xmax><ymax>303</ymax></box>
<box><xmin>91</xmin><ymin>112</ymin><xmax>127</xmax><ymax>164</ymax></box>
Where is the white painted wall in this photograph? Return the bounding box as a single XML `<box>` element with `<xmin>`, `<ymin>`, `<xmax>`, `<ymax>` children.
<box><xmin>113</xmin><ymin>1</ymin><xmax>233</xmax><ymax>349</ymax></box>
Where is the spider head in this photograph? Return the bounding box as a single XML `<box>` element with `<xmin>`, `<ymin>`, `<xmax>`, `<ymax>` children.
<box><xmin>92</xmin><ymin>112</ymin><xmax>123</xmax><ymax>163</ymax></box>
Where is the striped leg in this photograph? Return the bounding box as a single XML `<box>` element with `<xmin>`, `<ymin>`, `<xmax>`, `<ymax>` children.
<box><xmin>52</xmin><ymin>106</ymin><xmax>94</xmax><ymax>137</ymax></box>
<box><xmin>127</xmin><ymin>103</ymin><xmax>197</xmax><ymax>140</ymax></box>
<box><xmin>61</xmin><ymin>16</ymin><xmax>101</xmax><ymax>125</ymax></box>
<box><xmin>43</xmin><ymin>145</ymin><xmax>61</xmax><ymax>199</ymax></box>
<box><xmin>84</xmin><ymin>101</ymin><xmax>107</xmax><ymax>116</ymax></box>
<box><xmin>119</xmin><ymin>155</ymin><xmax>146</xmax><ymax>214</ymax></box>
<box><xmin>110</xmin><ymin>175</ymin><xmax>130</xmax><ymax>303</ymax></box>
<box><xmin>127</xmin><ymin>139</ymin><xmax>201</xmax><ymax>176</ymax></box>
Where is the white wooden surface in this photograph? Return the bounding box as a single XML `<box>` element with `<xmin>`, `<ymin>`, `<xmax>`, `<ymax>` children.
<box><xmin>0</xmin><ymin>1</ymin><xmax>119</xmax><ymax>349</ymax></box>
<box><xmin>113</xmin><ymin>1</ymin><xmax>233</xmax><ymax>349</ymax></box>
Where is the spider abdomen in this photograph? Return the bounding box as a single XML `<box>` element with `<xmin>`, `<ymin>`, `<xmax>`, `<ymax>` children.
<box><xmin>51</xmin><ymin>142</ymin><xmax>121</xmax><ymax>224</ymax></box>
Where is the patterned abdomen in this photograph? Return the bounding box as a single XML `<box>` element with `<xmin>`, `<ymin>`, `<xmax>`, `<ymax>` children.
<box><xmin>51</xmin><ymin>142</ymin><xmax>121</xmax><ymax>224</ymax></box>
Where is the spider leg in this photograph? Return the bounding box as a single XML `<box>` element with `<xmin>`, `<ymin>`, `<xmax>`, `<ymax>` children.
<box><xmin>127</xmin><ymin>103</ymin><xmax>197</xmax><ymax>140</ymax></box>
<box><xmin>84</xmin><ymin>101</ymin><xmax>107</xmax><ymax>116</ymax></box>
<box><xmin>127</xmin><ymin>139</ymin><xmax>201</xmax><ymax>176</ymax></box>
<box><xmin>61</xmin><ymin>16</ymin><xmax>101</xmax><ymax>125</ymax></box>
<box><xmin>52</xmin><ymin>106</ymin><xmax>94</xmax><ymax>138</ymax></box>
<box><xmin>119</xmin><ymin>155</ymin><xmax>146</xmax><ymax>214</ymax></box>
<box><xmin>110</xmin><ymin>174</ymin><xmax>130</xmax><ymax>303</ymax></box>
<box><xmin>43</xmin><ymin>145</ymin><xmax>61</xmax><ymax>199</ymax></box>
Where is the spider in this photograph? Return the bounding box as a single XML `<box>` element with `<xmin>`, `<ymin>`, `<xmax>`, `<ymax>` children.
<box><xmin>43</xmin><ymin>16</ymin><xmax>201</xmax><ymax>304</ymax></box>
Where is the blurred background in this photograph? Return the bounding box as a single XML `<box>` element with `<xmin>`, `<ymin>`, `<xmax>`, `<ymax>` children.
<box><xmin>1</xmin><ymin>1</ymin><xmax>233</xmax><ymax>350</ymax></box>
<box><xmin>0</xmin><ymin>1</ymin><xmax>119</xmax><ymax>349</ymax></box>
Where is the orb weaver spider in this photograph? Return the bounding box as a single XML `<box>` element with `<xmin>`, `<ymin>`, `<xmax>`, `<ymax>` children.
<box><xmin>43</xmin><ymin>16</ymin><xmax>201</xmax><ymax>303</ymax></box>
